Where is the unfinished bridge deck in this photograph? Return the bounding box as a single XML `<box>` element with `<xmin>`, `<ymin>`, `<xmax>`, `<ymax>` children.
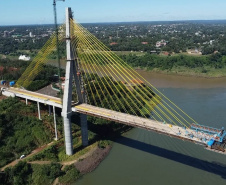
<box><xmin>2</xmin><ymin>87</ymin><xmax>226</xmax><ymax>154</ymax></box>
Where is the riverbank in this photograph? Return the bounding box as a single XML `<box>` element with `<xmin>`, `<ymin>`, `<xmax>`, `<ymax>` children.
<box><xmin>0</xmin><ymin>140</ymin><xmax>113</xmax><ymax>185</ymax></box>
<box><xmin>147</xmin><ymin>67</ymin><xmax>226</xmax><ymax>78</ymax></box>
<box><xmin>27</xmin><ymin>144</ymin><xmax>112</xmax><ymax>185</ymax></box>
<box><xmin>134</xmin><ymin>69</ymin><xmax>226</xmax><ymax>89</ymax></box>
<box><xmin>121</xmin><ymin>52</ymin><xmax>226</xmax><ymax>78</ymax></box>
<box><xmin>75</xmin><ymin>145</ymin><xmax>112</xmax><ymax>174</ymax></box>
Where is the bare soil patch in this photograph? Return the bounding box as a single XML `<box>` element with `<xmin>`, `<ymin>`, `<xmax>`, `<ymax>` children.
<box><xmin>75</xmin><ymin>146</ymin><xmax>112</xmax><ymax>174</ymax></box>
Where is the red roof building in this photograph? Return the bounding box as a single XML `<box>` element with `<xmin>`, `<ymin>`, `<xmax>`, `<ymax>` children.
<box><xmin>110</xmin><ymin>42</ymin><xmax>118</xmax><ymax>46</ymax></box>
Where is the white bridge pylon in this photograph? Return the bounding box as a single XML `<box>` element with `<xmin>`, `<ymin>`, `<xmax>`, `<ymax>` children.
<box><xmin>61</xmin><ymin>7</ymin><xmax>88</xmax><ymax>156</ymax></box>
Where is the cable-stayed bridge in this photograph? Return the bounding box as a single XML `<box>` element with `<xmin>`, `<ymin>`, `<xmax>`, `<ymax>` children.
<box><xmin>1</xmin><ymin>8</ymin><xmax>225</xmax><ymax>156</ymax></box>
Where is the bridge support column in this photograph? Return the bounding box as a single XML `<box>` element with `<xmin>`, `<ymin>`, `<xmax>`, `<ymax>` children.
<box><xmin>37</xmin><ymin>102</ymin><xmax>41</xmax><ymax>120</ymax></box>
<box><xmin>48</xmin><ymin>105</ymin><xmax>52</xmax><ymax>115</ymax></box>
<box><xmin>61</xmin><ymin>7</ymin><xmax>75</xmax><ymax>156</ymax></box>
<box><xmin>62</xmin><ymin>7</ymin><xmax>89</xmax><ymax>156</ymax></box>
<box><xmin>81</xmin><ymin>114</ymin><xmax>88</xmax><ymax>146</ymax></box>
<box><xmin>62</xmin><ymin>58</ymin><xmax>74</xmax><ymax>155</ymax></box>
<box><xmin>53</xmin><ymin>106</ymin><xmax>58</xmax><ymax>141</ymax></box>
<box><xmin>26</xmin><ymin>98</ymin><xmax>28</xmax><ymax>105</ymax></box>
<box><xmin>63</xmin><ymin>113</ymin><xmax>73</xmax><ymax>155</ymax></box>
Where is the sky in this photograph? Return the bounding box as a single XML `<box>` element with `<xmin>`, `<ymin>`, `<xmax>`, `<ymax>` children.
<box><xmin>0</xmin><ymin>0</ymin><xmax>226</xmax><ymax>25</ymax></box>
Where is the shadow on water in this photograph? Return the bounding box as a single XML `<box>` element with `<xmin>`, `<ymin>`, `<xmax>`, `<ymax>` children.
<box><xmin>115</xmin><ymin>136</ymin><xmax>226</xmax><ymax>179</ymax></box>
<box><xmin>77</xmin><ymin>118</ymin><xmax>226</xmax><ymax>179</ymax></box>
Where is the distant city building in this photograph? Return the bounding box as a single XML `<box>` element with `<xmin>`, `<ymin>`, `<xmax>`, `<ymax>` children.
<box><xmin>18</xmin><ymin>55</ymin><xmax>30</xmax><ymax>61</ymax></box>
<box><xmin>195</xmin><ymin>31</ymin><xmax>202</xmax><ymax>36</ymax></box>
<box><xmin>210</xmin><ymin>40</ymin><xmax>215</xmax><ymax>45</ymax></box>
<box><xmin>156</xmin><ymin>40</ymin><xmax>167</xmax><ymax>47</ymax></box>
<box><xmin>195</xmin><ymin>32</ymin><xmax>200</xmax><ymax>36</ymax></box>
<box><xmin>150</xmin><ymin>50</ymin><xmax>157</xmax><ymax>53</ymax></box>
<box><xmin>4</xmin><ymin>31</ymin><xmax>10</xmax><ymax>37</ymax></box>
<box><xmin>141</xmin><ymin>42</ymin><xmax>148</xmax><ymax>45</ymax></box>
<box><xmin>187</xmin><ymin>49</ymin><xmax>202</xmax><ymax>55</ymax></box>
<box><xmin>20</xmin><ymin>38</ymin><xmax>27</xmax><ymax>42</ymax></box>
<box><xmin>12</xmin><ymin>35</ymin><xmax>22</xmax><ymax>38</ymax></box>
<box><xmin>163</xmin><ymin>52</ymin><xmax>169</xmax><ymax>56</ymax></box>
<box><xmin>110</xmin><ymin>42</ymin><xmax>118</xmax><ymax>46</ymax></box>
<box><xmin>29</xmin><ymin>32</ymin><xmax>33</xmax><ymax>37</ymax></box>
<box><xmin>41</xmin><ymin>34</ymin><xmax>49</xmax><ymax>37</ymax></box>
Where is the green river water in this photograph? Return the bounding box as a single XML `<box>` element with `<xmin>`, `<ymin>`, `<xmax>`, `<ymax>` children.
<box><xmin>74</xmin><ymin>72</ymin><xmax>226</xmax><ymax>185</ymax></box>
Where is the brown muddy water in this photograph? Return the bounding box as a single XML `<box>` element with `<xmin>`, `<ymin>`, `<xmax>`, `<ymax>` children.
<box><xmin>136</xmin><ymin>70</ymin><xmax>226</xmax><ymax>89</ymax></box>
<box><xmin>54</xmin><ymin>60</ymin><xmax>226</xmax><ymax>89</ymax></box>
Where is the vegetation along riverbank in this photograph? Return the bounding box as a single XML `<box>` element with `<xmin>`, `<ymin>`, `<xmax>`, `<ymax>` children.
<box><xmin>0</xmin><ymin>96</ymin><xmax>133</xmax><ymax>185</ymax></box>
<box><xmin>121</xmin><ymin>53</ymin><xmax>226</xmax><ymax>78</ymax></box>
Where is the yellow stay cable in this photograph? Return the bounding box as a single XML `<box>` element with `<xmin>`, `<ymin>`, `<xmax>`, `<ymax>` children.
<box><xmin>71</xmin><ymin>21</ymin><xmax>172</xmax><ymax>123</ymax></box>
<box><xmin>72</xmin><ymin>29</ymin><xmax>134</xmax><ymax>115</ymax></box>
<box><xmin>73</xmin><ymin>23</ymin><xmax>152</xmax><ymax>118</ymax></box>
<box><xmin>73</xmin><ymin>21</ymin><xmax>193</xmax><ymax>127</ymax></box>
<box><xmin>71</xmin><ymin>38</ymin><xmax>98</xmax><ymax>107</ymax></box>
<box><xmin>72</xmin><ymin>38</ymin><xmax>115</xmax><ymax>110</ymax></box>
<box><xmin>72</xmin><ymin>21</ymin><xmax>171</xmax><ymax>122</ymax></box>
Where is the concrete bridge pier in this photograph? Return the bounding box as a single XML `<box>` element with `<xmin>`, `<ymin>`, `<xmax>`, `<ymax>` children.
<box><xmin>37</xmin><ymin>102</ymin><xmax>41</xmax><ymax>120</ymax></box>
<box><xmin>61</xmin><ymin>7</ymin><xmax>89</xmax><ymax>156</ymax></box>
<box><xmin>81</xmin><ymin>114</ymin><xmax>88</xmax><ymax>146</ymax></box>
<box><xmin>53</xmin><ymin>106</ymin><xmax>58</xmax><ymax>140</ymax></box>
<box><xmin>62</xmin><ymin>112</ymin><xmax>73</xmax><ymax>155</ymax></box>
<box><xmin>48</xmin><ymin>105</ymin><xmax>52</xmax><ymax>115</ymax></box>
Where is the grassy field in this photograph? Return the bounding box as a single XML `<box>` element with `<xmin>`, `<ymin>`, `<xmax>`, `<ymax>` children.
<box><xmin>0</xmin><ymin>54</ymin><xmax>18</xmax><ymax>60</ymax></box>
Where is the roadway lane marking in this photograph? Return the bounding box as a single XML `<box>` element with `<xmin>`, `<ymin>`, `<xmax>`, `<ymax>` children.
<box><xmin>10</xmin><ymin>89</ymin><xmax>61</xmax><ymax>104</ymax></box>
<box><xmin>75</xmin><ymin>105</ymin><xmax>111</xmax><ymax>117</ymax></box>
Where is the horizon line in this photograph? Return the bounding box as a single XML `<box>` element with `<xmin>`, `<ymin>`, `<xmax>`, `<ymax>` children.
<box><xmin>1</xmin><ymin>19</ymin><xmax>226</xmax><ymax>27</ymax></box>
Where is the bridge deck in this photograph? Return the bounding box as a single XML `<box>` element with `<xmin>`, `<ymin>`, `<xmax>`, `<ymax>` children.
<box><xmin>1</xmin><ymin>87</ymin><xmax>226</xmax><ymax>155</ymax></box>
<box><xmin>74</xmin><ymin>104</ymin><xmax>207</xmax><ymax>145</ymax></box>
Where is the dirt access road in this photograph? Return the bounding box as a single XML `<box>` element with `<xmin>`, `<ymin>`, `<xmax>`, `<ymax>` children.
<box><xmin>1</xmin><ymin>142</ymin><xmax>54</xmax><ymax>171</ymax></box>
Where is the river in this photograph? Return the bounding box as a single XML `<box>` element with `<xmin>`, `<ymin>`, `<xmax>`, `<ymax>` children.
<box><xmin>75</xmin><ymin>71</ymin><xmax>226</xmax><ymax>185</ymax></box>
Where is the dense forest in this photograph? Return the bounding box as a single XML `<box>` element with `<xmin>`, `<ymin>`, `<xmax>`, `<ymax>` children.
<box><xmin>0</xmin><ymin>95</ymin><xmax>93</xmax><ymax>185</ymax></box>
<box><xmin>1</xmin><ymin>161</ymin><xmax>81</xmax><ymax>185</ymax></box>
<box><xmin>0</xmin><ymin>98</ymin><xmax>53</xmax><ymax>168</ymax></box>
<box><xmin>0</xmin><ymin>94</ymin><xmax>133</xmax><ymax>185</ymax></box>
<box><xmin>0</xmin><ymin>58</ymin><xmax>62</xmax><ymax>91</ymax></box>
<box><xmin>120</xmin><ymin>52</ymin><xmax>226</xmax><ymax>75</ymax></box>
